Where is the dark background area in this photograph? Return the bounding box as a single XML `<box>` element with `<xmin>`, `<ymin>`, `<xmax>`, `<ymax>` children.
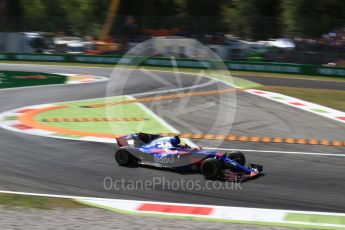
<box><xmin>0</xmin><ymin>0</ymin><xmax>345</xmax><ymax>65</ymax></box>
<box><xmin>1</xmin><ymin>0</ymin><xmax>345</xmax><ymax>39</ymax></box>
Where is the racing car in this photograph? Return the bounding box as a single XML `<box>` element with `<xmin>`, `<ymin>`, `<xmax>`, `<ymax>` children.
<box><xmin>114</xmin><ymin>133</ymin><xmax>263</xmax><ymax>180</ymax></box>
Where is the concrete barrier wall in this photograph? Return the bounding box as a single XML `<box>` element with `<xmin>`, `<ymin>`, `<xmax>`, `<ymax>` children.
<box><xmin>1</xmin><ymin>53</ymin><xmax>344</xmax><ymax>78</ymax></box>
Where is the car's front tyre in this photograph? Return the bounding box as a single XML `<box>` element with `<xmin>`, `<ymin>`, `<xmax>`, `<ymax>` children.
<box><xmin>227</xmin><ymin>151</ymin><xmax>246</xmax><ymax>166</ymax></box>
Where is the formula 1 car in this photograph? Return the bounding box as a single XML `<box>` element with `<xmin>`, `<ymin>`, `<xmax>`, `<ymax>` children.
<box><xmin>114</xmin><ymin>133</ymin><xmax>263</xmax><ymax>180</ymax></box>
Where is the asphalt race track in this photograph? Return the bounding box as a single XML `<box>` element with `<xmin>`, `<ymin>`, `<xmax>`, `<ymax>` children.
<box><xmin>0</xmin><ymin>63</ymin><xmax>344</xmax><ymax>213</ymax></box>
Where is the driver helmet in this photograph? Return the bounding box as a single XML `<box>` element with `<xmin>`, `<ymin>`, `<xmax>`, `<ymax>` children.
<box><xmin>170</xmin><ymin>136</ymin><xmax>181</xmax><ymax>146</ymax></box>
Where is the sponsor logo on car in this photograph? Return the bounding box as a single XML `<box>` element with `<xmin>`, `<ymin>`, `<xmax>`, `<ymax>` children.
<box><xmin>154</xmin><ymin>154</ymin><xmax>175</xmax><ymax>164</ymax></box>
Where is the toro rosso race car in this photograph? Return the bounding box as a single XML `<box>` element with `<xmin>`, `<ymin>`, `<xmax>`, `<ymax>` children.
<box><xmin>115</xmin><ymin>133</ymin><xmax>263</xmax><ymax>180</ymax></box>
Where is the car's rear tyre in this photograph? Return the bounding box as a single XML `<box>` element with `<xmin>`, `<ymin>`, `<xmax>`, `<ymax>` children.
<box><xmin>115</xmin><ymin>149</ymin><xmax>136</xmax><ymax>166</ymax></box>
<box><xmin>227</xmin><ymin>151</ymin><xmax>246</xmax><ymax>166</ymax></box>
<box><xmin>201</xmin><ymin>158</ymin><xmax>223</xmax><ymax>180</ymax></box>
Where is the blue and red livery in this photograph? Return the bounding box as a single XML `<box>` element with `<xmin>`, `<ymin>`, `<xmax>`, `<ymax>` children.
<box><xmin>115</xmin><ymin>133</ymin><xmax>263</xmax><ymax>180</ymax></box>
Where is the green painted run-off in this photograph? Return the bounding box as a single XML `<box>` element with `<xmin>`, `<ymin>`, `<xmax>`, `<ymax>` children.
<box><xmin>0</xmin><ymin>70</ymin><xmax>66</xmax><ymax>89</ymax></box>
<box><xmin>33</xmin><ymin>96</ymin><xmax>172</xmax><ymax>136</ymax></box>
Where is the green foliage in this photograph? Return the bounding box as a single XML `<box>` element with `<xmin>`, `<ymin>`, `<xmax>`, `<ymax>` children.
<box><xmin>185</xmin><ymin>0</ymin><xmax>224</xmax><ymax>16</ymax></box>
<box><xmin>6</xmin><ymin>0</ymin><xmax>345</xmax><ymax>39</ymax></box>
<box><xmin>223</xmin><ymin>0</ymin><xmax>281</xmax><ymax>40</ymax></box>
<box><xmin>282</xmin><ymin>0</ymin><xmax>345</xmax><ymax>37</ymax></box>
<box><xmin>19</xmin><ymin>0</ymin><xmax>108</xmax><ymax>36</ymax></box>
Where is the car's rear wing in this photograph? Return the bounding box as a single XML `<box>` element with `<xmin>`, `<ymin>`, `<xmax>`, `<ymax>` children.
<box><xmin>116</xmin><ymin>133</ymin><xmax>163</xmax><ymax>148</ymax></box>
<box><xmin>115</xmin><ymin>136</ymin><xmax>129</xmax><ymax>147</ymax></box>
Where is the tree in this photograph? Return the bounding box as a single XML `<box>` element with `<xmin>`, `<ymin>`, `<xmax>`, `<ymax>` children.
<box><xmin>21</xmin><ymin>0</ymin><xmax>47</xmax><ymax>31</ymax></box>
<box><xmin>19</xmin><ymin>0</ymin><xmax>108</xmax><ymax>36</ymax></box>
<box><xmin>282</xmin><ymin>0</ymin><xmax>345</xmax><ymax>37</ymax></box>
<box><xmin>119</xmin><ymin>0</ymin><xmax>182</xmax><ymax>29</ymax></box>
<box><xmin>8</xmin><ymin>0</ymin><xmax>345</xmax><ymax>39</ymax></box>
<box><xmin>223</xmin><ymin>0</ymin><xmax>282</xmax><ymax>40</ymax></box>
<box><xmin>184</xmin><ymin>0</ymin><xmax>227</xmax><ymax>33</ymax></box>
<box><xmin>6</xmin><ymin>0</ymin><xmax>24</xmax><ymax>31</ymax></box>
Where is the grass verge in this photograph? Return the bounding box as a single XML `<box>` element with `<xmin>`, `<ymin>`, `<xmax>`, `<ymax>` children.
<box><xmin>0</xmin><ymin>193</ymin><xmax>85</xmax><ymax>209</ymax></box>
<box><xmin>257</xmin><ymin>86</ymin><xmax>345</xmax><ymax>112</ymax></box>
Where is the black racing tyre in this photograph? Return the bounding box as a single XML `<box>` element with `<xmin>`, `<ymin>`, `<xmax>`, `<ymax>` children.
<box><xmin>115</xmin><ymin>149</ymin><xmax>136</xmax><ymax>166</ymax></box>
<box><xmin>227</xmin><ymin>151</ymin><xmax>246</xmax><ymax>166</ymax></box>
<box><xmin>201</xmin><ymin>158</ymin><xmax>223</xmax><ymax>180</ymax></box>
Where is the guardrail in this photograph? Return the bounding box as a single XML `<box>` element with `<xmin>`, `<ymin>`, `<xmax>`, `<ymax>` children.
<box><xmin>1</xmin><ymin>53</ymin><xmax>345</xmax><ymax>78</ymax></box>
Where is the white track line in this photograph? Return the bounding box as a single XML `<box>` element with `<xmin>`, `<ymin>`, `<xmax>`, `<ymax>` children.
<box><xmin>1</xmin><ymin>190</ymin><xmax>344</xmax><ymax>217</ymax></box>
<box><xmin>1</xmin><ymin>63</ymin><xmax>345</xmax><ymax>227</ymax></box>
<box><xmin>245</xmin><ymin>89</ymin><xmax>345</xmax><ymax>124</ymax></box>
<box><xmin>1</xmin><ymin>63</ymin><xmax>343</xmax><ymax>152</ymax></box>
<box><xmin>5</xmin><ymin>62</ymin><xmax>344</xmax><ymax>125</ymax></box>
<box><xmin>129</xmin><ymin>80</ymin><xmax>216</xmax><ymax>97</ymax></box>
<box><xmin>0</xmin><ymin>74</ymin><xmax>214</xmax><ymax>114</ymax></box>
<box><xmin>1</xmin><ymin>189</ymin><xmax>345</xmax><ymax>227</ymax></box>
<box><xmin>203</xmin><ymin>147</ymin><xmax>345</xmax><ymax>157</ymax></box>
